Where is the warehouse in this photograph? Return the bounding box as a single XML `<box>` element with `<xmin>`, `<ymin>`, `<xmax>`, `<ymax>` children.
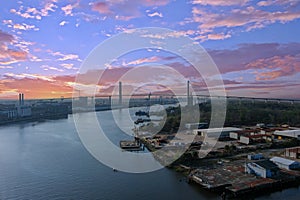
<box><xmin>193</xmin><ymin>127</ymin><xmax>242</xmax><ymax>140</ymax></box>
<box><xmin>285</xmin><ymin>147</ymin><xmax>300</xmax><ymax>159</ymax></box>
<box><xmin>273</xmin><ymin>130</ymin><xmax>300</xmax><ymax>140</ymax></box>
<box><xmin>246</xmin><ymin>160</ymin><xmax>279</xmax><ymax>178</ymax></box>
<box><xmin>270</xmin><ymin>157</ymin><xmax>300</xmax><ymax>170</ymax></box>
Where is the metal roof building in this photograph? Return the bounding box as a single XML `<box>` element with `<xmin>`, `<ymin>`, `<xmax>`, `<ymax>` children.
<box><xmin>270</xmin><ymin>156</ymin><xmax>300</xmax><ymax>170</ymax></box>
<box><xmin>273</xmin><ymin>130</ymin><xmax>300</xmax><ymax>140</ymax></box>
<box><xmin>193</xmin><ymin>127</ymin><xmax>242</xmax><ymax>139</ymax></box>
<box><xmin>285</xmin><ymin>146</ymin><xmax>300</xmax><ymax>159</ymax></box>
<box><xmin>246</xmin><ymin>160</ymin><xmax>279</xmax><ymax>178</ymax></box>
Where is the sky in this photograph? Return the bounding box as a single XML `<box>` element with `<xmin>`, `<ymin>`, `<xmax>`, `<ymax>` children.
<box><xmin>0</xmin><ymin>0</ymin><xmax>300</xmax><ymax>99</ymax></box>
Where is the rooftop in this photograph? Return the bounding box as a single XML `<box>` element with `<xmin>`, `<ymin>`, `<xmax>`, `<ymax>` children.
<box><xmin>194</xmin><ymin>127</ymin><xmax>242</xmax><ymax>133</ymax></box>
<box><xmin>274</xmin><ymin>130</ymin><xmax>300</xmax><ymax>135</ymax></box>
<box><xmin>270</xmin><ymin>157</ymin><xmax>299</xmax><ymax>166</ymax></box>
<box><xmin>254</xmin><ymin>160</ymin><xmax>279</xmax><ymax>170</ymax></box>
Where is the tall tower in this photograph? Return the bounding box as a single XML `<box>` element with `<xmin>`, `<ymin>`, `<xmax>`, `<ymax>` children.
<box><xmin>21</xmin><ymin>93</ymin><xmax>24</xmax><ymax>105</ymax></box>
<box><xmin>187</xmin><ymin>80</ymin><xmax>190</xmax><ymax>106</ymax></box>
<box><xmin>19</xmin><ymin>93</ymin><xmax>22</xmax><ymax>106</ymax></box>
<box><xmin>119</xmin><ymin>81</ymin><xmax>122</xmax><ymax>106</ymax></box>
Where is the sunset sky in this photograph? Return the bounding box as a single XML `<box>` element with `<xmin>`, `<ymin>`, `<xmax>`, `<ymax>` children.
<box><xmin>0</xmin><ymin>0</ymin><xmax>300</xmax><ymax>99</ymax></box>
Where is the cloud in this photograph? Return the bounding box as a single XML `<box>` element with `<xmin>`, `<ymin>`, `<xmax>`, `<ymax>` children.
<box><xmin>13</xmin><ymin>23</ymin><xmax>39</xmax><ymax>31</ymax></box>
<box><xmin>4</xmin><ymin>73</ymin><xmax>55</xmax><ymax>82</ymax></box>
<box><xmin>50</xmin><ymin>51</ymin><xmax>81</xmax><ymax>61</ymax></box>
<box><xmin>0</xmin><ymin>60</ymin><xmax>298</xmax><ymax>99</ymax></box>
<box><xmin>207</xmin><ymin>33</ymin><xmax>232</xmax><ymax>40</ymax></box>
<box><xmin>0</xmin><ymin>65</ymin><xmax>13</xmax><ymax>69</ymax></box>
<box><xmin>224</xmin><ymin>81</ymin><xmax>300</xmax><ymax>99</ymax></box>
<box><xmin>92</xmin><ymin>2</ymin><xmax>112</xmax><ymax>14</ymax></box>
<box><xmin>141</xmin><ymin>0</ymin><xmax>170</xmax><ymax>6</ymax></box>
<box><xmin>147</xmin><ymin>11</ymin><xmax>163</xmax><ymax>18</ymax></box>
<box><xmin>74</xmin><ymin>12</ymin><xmax>103</xmax><ymax>23</ymax></box>
<box><xmin>59</xmin><ymin>21</ymin><xmax>69</xmax><ymax>26</ymax></box>
<box><xmin>191</xmin><ymin>5</ymin><xmax>300</xmax><ymax>36</ymax></box>
<box><xmin>246</xmin><ymin>54</ymin><xmax>300</xmax><ymax>80</ymax></box>
<box><xmin>140</xmin><ymin>29</ymin><xmax>196</xmax><ymax>40</ymax></box>
<box><xmin>3</xmin><ymin>20</ymin><xmax>39</xmax><ymax>32</ymax></box>
<box><xmin>10</xmin><ymin>0</ymin><xmax>58</xmax><ymax>20</ymax></box>
<box><xmin>257</xmin><ymin>0</ymin><xmax>299</xmax><ymax>7</ymax></box>
<box><xmin>207</xmin><ymin>43</ymin><xmax>300</xmax><ymax>81</ymax></box>
<box><xmin>91</xmin><ymin>0</ymin><xmax>170</xmax><ymax>20</ymax></box>
<box><xmin>0</xmin><ymin>30</ymin><xmax>14</xmax><ymax>42</ymax></box>
<box><xmin>192</xmin><ymin>0</ymin><xmax>249</xmax><ymax>6</ymax></box>
<box><xmin>122</xmin><ymin>56</ymin><xmax>161</xmax><ymax>66</ymax></box>
<box><xmin>0</xmin><ymin>30</ymin><xmax>28</xmax><ymax>65</ymax></box>
<box><xmin>61</xmin><ymin>1</ymin><xmax>80</xmax><ymax>16</ymax></box>
<box><xmin>58</xmin><ymin>54</ymin><xmax>80</xmax><ymax>61</ymax></box>
<box><xmin>60</xmin><ymin>63</ymin><xmax>75</xmax><ymax>69</ymax></box>
<box><xmin>0</xmin><ymin>74</ymin><xmax>75</xmax><ymax>99</ymax></box>
<box><xmin>40</xmin><ymin>65</ymin><xmax>64</xmax><ymax>72</ymax></box>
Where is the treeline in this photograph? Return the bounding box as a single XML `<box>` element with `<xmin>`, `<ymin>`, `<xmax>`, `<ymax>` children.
<box><xmin>200</xmin><ymin>100</ymin><xmax>300</xmax><ymax>127</ymax></box>
<box><xmin>150</xmin><ymin>100</ymin><xmax>300</xmax><ymax>133</ymax></box>
<box><xmin>141</xmin><ymin>100</ymin><xmax>300</xmax><ymax>134</ymax></box>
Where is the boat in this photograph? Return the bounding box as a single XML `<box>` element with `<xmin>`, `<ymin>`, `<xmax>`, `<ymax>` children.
<box><xmin>119</xmin><ymin>140</ymin><xmax>142</xmax><ymax>151</ymax></box>
<box><xmin>135</xmin><ymin>110</ymin><xmax>149</xmax><ymax>117</ymax></box>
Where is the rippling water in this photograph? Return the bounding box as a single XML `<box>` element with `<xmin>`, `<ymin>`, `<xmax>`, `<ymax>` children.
<box><xmin>0</xmin><ymin>109</ymin><xmax>299</xmax><ymax>200</ymax></box>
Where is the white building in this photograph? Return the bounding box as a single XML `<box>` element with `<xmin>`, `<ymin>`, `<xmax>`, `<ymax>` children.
<box><xmin>270</xmin><ymin>156</ymin><xmax>300</xmax><ymax>170</ymax></box>
<box><xmin>185</xmin><ymin>123</ymin><xmax>208</xmax><ymax>130</ymax></box>
<box><xmin>273</xmin><ymin>130</ymin><xmax>300</xmax><ymax>140</ymax></box>
<box><xmin>193</xmin><ymin>127</ymin><xmax>242</xmax><ymax>139</ymax></box>
<box><xmin>246</xmin><ymin>160</ymin><xmax>279</xmax><ymax>178</ymax></box>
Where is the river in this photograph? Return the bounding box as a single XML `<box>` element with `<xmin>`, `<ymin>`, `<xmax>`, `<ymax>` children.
<box><xmin>0</xmin><ymin>109</ymin><xmax>299</xmax><ymax>199</ymax></box>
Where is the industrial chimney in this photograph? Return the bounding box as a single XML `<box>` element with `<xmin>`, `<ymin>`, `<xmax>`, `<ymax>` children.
<box><xmin>19</xmin><ymin>93</ymin><xmax>22</xmax><ymax>106</ymax></box>
<box><xmin>119</xmin><ymin>81</ymin><xmax>122</xmax><ymax>106</ymax></box>
<box><xmin>21</xmin><ymin>93</ymin><xmax>24</xmax><ymax>105</ymax></box>
<box><xmin>187</xmin><ymin>80</ymin><xmax>190</xmax><ymax>106</ymax></box>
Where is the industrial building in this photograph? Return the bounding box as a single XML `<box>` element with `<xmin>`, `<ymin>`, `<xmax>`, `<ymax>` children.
<box><xmin>185</xmin><ymin>123</ymin><xmax>208</xmax><ymax>130</ymax></box>
<box><xmin>270</xmin><ymin>157</ymin><xmax>300</xmax><ymax>170</ymax></box>
<box><xmin>239</xmin><ymin>134</ymin><xmax>271</xmax><ymax>145</ymax></box>
<box><xmin>246</xmin><ymin>160</ymin><xmax>279</xmax><ymax>178</ymax></box>
<box><xmin>273</xmin><ymin>130</ymin><xmax>300</xmax><ymax>140</ymax></box>
<box><xmin>248</xmin><ymin>154</ymin><xmax>264</xmax><ymax>160</ymax></box>
<box><xmin>17</xmin><ymin>93</ymin><xmax>32</xmax><ymax>117</ymax></box>
<box><xmin>193</xmin><ymin>127</ymin><xmax>242</xmax><ymax>139</ymax></box>
<box><xmin>0</xmin><ymin>93</ymin><xmax>31</xmax><ymax>120</ymax></box>
<box><xmin>229</xmin><ymin>129</ymin><xmax>261</xmax><ymax>140</ymax></box>
<box><xmin>285</xmin><ymin>146</ymin><xmax>300</xmax><ymax>159</ymax></box>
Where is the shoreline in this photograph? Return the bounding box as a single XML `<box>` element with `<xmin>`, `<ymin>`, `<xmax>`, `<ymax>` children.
<box><xmin>171</xmin><ymin>155</ymin><xmax>300</xmax><ymax>199</ymax></box>
<box><xmin>139</xmin><ymin>137</ymin><xmax>300</xmax><ymax>199</ymax></box>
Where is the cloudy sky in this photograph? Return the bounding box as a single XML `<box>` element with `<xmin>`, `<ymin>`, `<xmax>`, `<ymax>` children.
<box><xmin>0</xmin><ymin>0</ymin><xmax>300</xmax><ymax>99</ymax></box>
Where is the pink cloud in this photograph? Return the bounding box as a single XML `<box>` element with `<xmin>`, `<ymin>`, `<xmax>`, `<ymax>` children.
<box><xmin>257</xmin><ymin>0</ymin><xmax>299</xmax><ymax>7</ymax></box>
<box><xmin>192</xmin><ymin>5</ymin><xmax>300</xmax><ymax>34</ymax></box>
<box><xmin>61</xmin><ymin>1</ymin><xmax>80</xmax><ymax>16</ymax></box>
<box><xmin>0</xmin><ymin>30</ymin><xmax>28</xmax><ymax>65</ymax></box>
<box><xmin>246</xmin><ymin>54</ymin><xmax>300</xmax><ymax>80</ymax></box>
<box><xmin>91</xmin><ymin>0</ymin><xmax>170</xmax><ymax>20</ymax></box>
<box><xmin>123</xmin><ymin>56</ymin><xmax>161</xmax><ymax>66</ymax></box>
<box><xmin>192</xmin><ymin>0</ymin><xmax>249</xmax><ymax>6</ymax></box>
<box><xmin>0</xmin><ymin>75</ymin><xmax>74</xmax><ymax>99</ymax></box>
<box><xmin>10</xmin><ymin>0</ymin><xmax>58</xmax><ymax>20</ymax></box>
<box><xmin>208</xmin><ymin>43</ymin><xmax>300</xmax><ymax>75</ymax></box>
<box><xmin>92</xmin><ymin>2</ymin><xmax>112</xmax><ymax>14</ymax></box>
<box><xmin>0</xmin><ymin>30</ymin><xmax>14</xmax><ymax>42</ymax></box>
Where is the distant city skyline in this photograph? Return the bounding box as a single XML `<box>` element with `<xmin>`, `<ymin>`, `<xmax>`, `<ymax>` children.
<box><xmin>1</xmin><ymin>0</ymin><xmax>300</xmax><ymax>99</ymax></box>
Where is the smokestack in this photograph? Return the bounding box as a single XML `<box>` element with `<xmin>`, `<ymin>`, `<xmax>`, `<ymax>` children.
<box><xmin>119</xmin><ymin>81</ymin><xmax>122</xmax><ymax>105</ymax></box>
<box><xmin>19</xmin><ymin>93</ymin><xmax>22</xmax><ymax>106</ymax></box>
<box><xmin>108</xmin><ymin>96</ymin><xmax>112</xmax><ymax>105</ymax></box>
<box><xmin>21</xmin><ymin>93</ymin><xmax>24</xmax><ymax>105</ymax></box>
<box><xmin>187</xmin><ymin>81</ymin><xmax>190</xmax><ymax>106</ymax></box>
